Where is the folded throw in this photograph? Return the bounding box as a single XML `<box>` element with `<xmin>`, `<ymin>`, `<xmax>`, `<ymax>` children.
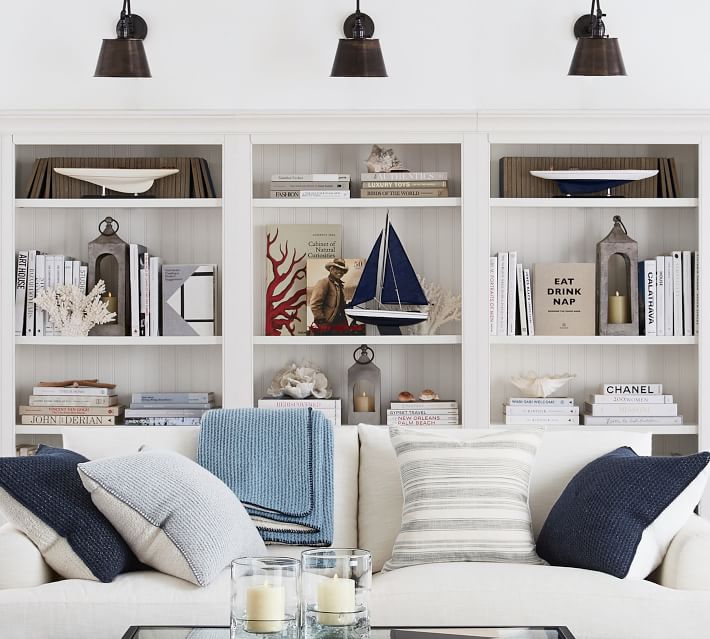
<box><xmin>198</xmin><ymin>407</ymin><xmax>333</xmax><ymax>546</ymax></box>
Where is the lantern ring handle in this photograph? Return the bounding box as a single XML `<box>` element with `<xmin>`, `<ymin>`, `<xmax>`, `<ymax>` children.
<box><xmin>612</xmin><ymin>215</ymin><xmax>627</xmax><ymax>235</ymax></box>
<box><xmin>353</xmin><ymin>344</ymin><xmax>375</xmax><ymax>364</ymax></box>
<box><xmin>99</xmin><ymin>217</ymin><xmax>120</xmax><ymax>236</ymax></box>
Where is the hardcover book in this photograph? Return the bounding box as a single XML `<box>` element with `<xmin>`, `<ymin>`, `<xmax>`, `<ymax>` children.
<box><xmin>306</xmin><ymin>258</ymin><xmax>365</xmax><ymax>336</ymax></box>
<box><xmin>265</xmin><ymin>225</ymin><xmax>342</xmax><ymax>336</ymax></box>
<box><xmin>533</xmin><ymin>263</ymin><xmax>595</xmax><ymax>336</ymax></box>
<box><xmin>162</xmin><ymin>264</ymin><xmax>217</xmax><ymax>337</ymax></box>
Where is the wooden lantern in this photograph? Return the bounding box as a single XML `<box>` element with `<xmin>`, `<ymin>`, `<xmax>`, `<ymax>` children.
<box><xmin>596</xmin><ymin>215</ymin><xmax>639</xmax><ymax>336</ymax></box>
<box><xmin>347</xmin><ymin>345</ymin><xmax>381</xmax><ymax>425</ymax></box>
<box><xmin>88</xmin><ymin>217</ymin><xmax>130</xmax><ymax>336</ymax></box>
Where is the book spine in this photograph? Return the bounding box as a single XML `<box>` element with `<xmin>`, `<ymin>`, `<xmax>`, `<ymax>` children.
<box><xmin>507</xmin><ymin>397</ymin><xmax>574</xmax><ymax>406</ymax></box>
<box><xmin>389</xmin><ymin>402</ymin><xmax>458</xmax><ymax>409</ymax></box>
<box><xmin>24</xmin><ymin>250</ymin><xmax>37</xmax><ymax>337</ymax></box>
<box><xmin>488</xmin><ymin>257</ymin><xmax>498</xmax><ymax>336</ymax></box>
<box><xmin>257</xmin><ymin>399</ymin><xmax>341</xmax><ymax>410</ymax></box>
<box><xmin>507</xmin><ymin>252</ymin><xmax>517</xmax><ymax>336</ymax></box>
<box><xmin>387</xmin><ymin>418</ymin><xmax>459</xmax><ymax>426</ymax></box>
<box><xmin>360</xmin><ymin>189</ymin><xmax>447</xmax><ymax>198</ymax></box>
<box><xmin>272</xmin><ymin>182</ymin><xmax>350</xmax><ymax>190</ymax></box>
<box><xmin>20</xmin><ymin>415</ymin><xmax>117</xmax><ymax>425</ymax></box>
<box><xmin>360</xmin><ymin>172</ymin><xmax>447</xmax><ymax>182</ymax></box>
<box><xmin>638</xmin><ymin>263</ymin><xmax>647</xmax><ymax>335</ymax></box>
<box><xmin>54</xmin><ymin>255</ymin><xmax>65</xmax><ymax>287</ymax></box>
<box><xmin>130</xmin><ymin>245</ymin><xmax>140</xmax><ymax>336</ymax></box>
<box><xmin>130</xmin><ymin>402</ymin><xmax>214</xmax><ymax>410</ymax></box>
<box><xmin>125</xmin><ymin>409</ymin><xmax>208</xmax><ymax>418</ymax></box>
<box><xmin>582</xmin><ymin>415</ymin><xmax>684</xmax><ymax>425</ymax></box>
<box><xmin>387</xmin><ymin>409</ymin><xmax>459</xmax><ymax>416</ymax></box>
<box><xmin>144</xmin><ymin>253</ymin><xmax>151</xmax><ymax>336</ymax></box>
<box><xmin>504</xmin><ymin>416</ymin><xmax>579</xmax><ymax>425</ymax></box>
<box><xmin>150</xmin><ymin>256</ymin><xmax>162</xmax><ymax>337</ymax></box>
<box><xmin>139</xmin><ymin>252</ymin><xmax>148</xmax><ymax>336</ymax></box>
<box><xmin>655</xmin><ymin>256</ymin><xmax>665</xmax><ymax>337</ymax></box>
<box><xmin>361</xmin><ymin>181</ymin><xmax>448</xmax><ymax>189</ymax></box>
<box><xmin>133</xmin><ymin>392</ymin><xmax>214</xmax><ymax>403</ymax></box>
<box><xmin>523</xmin><ymin>267</ymin><xmax>534</xmax><ymax>336</ymax></box>
<box><xmin>693</xmin><ymin>251</ymin><xmax>701</xmax><ymax>335</ymax></box>
<box><xmin>32</xmin><ymin>387</ymin><xmax>115</xmax><ymax>396</ymax></box>
<box><xmin>64</xmin><ymin>260</ymin><xmax>73</xmax><ymax>288</ymax></box>
<box><xmin>589</xmin><ymin>394</ymin><xmax>673</xmax><ymax>404</ymax></box>
<box><xmin>72</xmin><ymin>261</ymin><xmax>81</xmax><ymax>288</ymax></box>
<box><xmin>270</xmin><ymin>190</ymin><xmax>351</xmax><ymax>199</ymax></box>
<box><xmin>504</xmin><ymin>406</ymin><xmax>579</xmax><ymax>416</ymax></box>
<box><xmin>79</xmin><ymin>266</ymin><xmax>88</xmax><ymax>295</ymax></box>
<box><xmin>672</xmin><ymin>251</ymin><xmax>683</xmax><ymax>336</ymax></box>
<box><xmin>28</xmin><ymin>395</ymin><xmax>117</xmax><ymax>407</ymax></box>
<box><xmin>601</xmin><ymin>383</ymin><xmax>663</xmax><ymax>395</ymax></box>
<box><xmin>123</xmin><ymin>417</ymin><xmax>202</xmax><ymax>426</ymax></box>
<box><xmin>14</xmin><ymin>251</ymin><xmax>28</xmax><ymax>336</ymax></box>
<box><xmin>645</xmin><ymin>260</ymin><xmax>656</xmax><ymax>336</ymax></box>
<box><xmin>34</xmin><ymin>254</ymin><xmax>45</xmax><ymax>337</ymax></box>
<box><xmin>584</xmin><ymin>402</ymin><xmax>678</xmax><ymax>417</ymax></box>
<box><xmin>272</xmin><ymin>174</ymin><xmax>350</xmax><ymax>182</ymax></box>
<box><xmin>516</xmin><ymin>263</ymin><xmax>528</xmax><ymax>336</ymax></box>
<box><xmin>19</xmin><ymin>405</ymin><xmax>123</xmax><ymax>416</ymax></box>
<box><xmin>497</xmin><ymin>253</ymin><xmax>508</xmax><ymax>336</ymax></box>
<box><xmin>664</xmin><ymin>255</ymin><xmax>674</xmax><ymax>336</ymax></box>
<box><xmin>682</xmin><ymin>250</ymin><xmax>692</xmax><ymax>336</ymax></box>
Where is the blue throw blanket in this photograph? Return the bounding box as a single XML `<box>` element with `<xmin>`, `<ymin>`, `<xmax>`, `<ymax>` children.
<box><xmin>198</xmin><ymin>408</ymin><xmax>333</xmax><ymax>546</ymax></box>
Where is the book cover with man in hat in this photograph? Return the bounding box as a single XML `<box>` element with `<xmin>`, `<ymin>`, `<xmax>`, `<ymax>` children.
<box><xmin>307</xmin><ymin>258</ymin><xmax>365</xmax><ymax>335</ymax></box>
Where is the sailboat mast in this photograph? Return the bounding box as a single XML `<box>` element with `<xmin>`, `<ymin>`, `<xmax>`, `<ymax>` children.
<box><xmin>377</xmin><ymin>212</ymin><xmax>390</xmax><ymax>304</ymax></box>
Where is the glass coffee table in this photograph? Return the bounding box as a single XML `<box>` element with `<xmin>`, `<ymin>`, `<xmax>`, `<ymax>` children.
<box><xmin>121</xmin><ymin>627</ymin><xmax>576</xmax><ymax>639</ymax></box>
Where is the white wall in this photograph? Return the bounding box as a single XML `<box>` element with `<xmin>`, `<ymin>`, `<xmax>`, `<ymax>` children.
<box><xmin>1</xmin><ymin>0</ymin><xmax>708</xmax><ymax>111</ymax></box>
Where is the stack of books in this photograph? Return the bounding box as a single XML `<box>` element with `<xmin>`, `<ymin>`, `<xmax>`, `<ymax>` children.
<box><xmin>387</xmin><ymin>400</ymin><xmax>459</xmax><ymax>426</ymax></box>
<box><xmin>20</xmin><ymin>383</ymin><xmax>122</xmax><ymax>426</ymax></box>
<box><xmin>124</xmin><ymin>392</ymin><xmax>217</xmax><ymax>426</ymax></box>
<box><xmin>503</xmin><ymin>397</ymin><xmax>580</xmax><ymax>426</ymax></box>
<box><xmin>257</xmin><ymin>397</ymin><xmax>342</xmax><ymax>426</ymax></box>
<box><xmin>582</xmin><ymin>383</ymin><xmax>683</xmax><ymax>425</ymax></box>
<box><xmin>489</xmin><ymin>252</ymin><xmax>534</xmax><ymax>337</ymax></box>
<box><xmin>269</xmin><ymin>174</ymin><xmax>351</xmax><ymax>199</ymax></box>
<box><xmin>360</xmin><ymin>172</ymin><xmax>449</xmax><ymax>199</ymax></box>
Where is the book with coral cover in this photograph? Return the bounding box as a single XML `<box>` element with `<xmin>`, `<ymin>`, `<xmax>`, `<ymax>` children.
<box><xmin>306</xmin><ymin>258</ymin><xmax>365</xmax><ymax>336</ymax></box>
<box><xmin>265</xmin><ymin>225</ymin><xmax>342</xmax><ymax>336</ymax></box>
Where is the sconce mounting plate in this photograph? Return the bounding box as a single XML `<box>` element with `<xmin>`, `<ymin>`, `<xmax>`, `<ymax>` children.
<box><xmin>116</xmin><ymin>13</ymin><xmax>148</xmax><ymax>40</ymax></box>
<box><xmin>343</xmin><ymin>12</ymin><xmax>375</xmax><ymax>39</ymax></box>
<box><xmin>573</xmin><ymin>14</ymin><xmax>596</xmax><ymax>38</ymax></box>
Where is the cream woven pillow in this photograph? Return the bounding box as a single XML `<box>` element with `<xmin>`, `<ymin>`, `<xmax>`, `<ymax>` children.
<box><xmin>383</xmin><ymin>427</ymin><xmax>545</xmax><ymax>572</ymax></box>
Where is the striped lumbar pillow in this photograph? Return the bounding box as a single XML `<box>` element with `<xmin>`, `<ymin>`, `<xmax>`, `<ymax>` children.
<box><xmin>382</xmin><ymin>427</ymin><xmax>545</xmax><ymax>572</ymax></box>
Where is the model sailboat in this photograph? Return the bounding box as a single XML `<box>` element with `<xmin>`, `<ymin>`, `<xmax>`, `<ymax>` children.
<box><xmin>345</xmin><ymin>214</ymin><xmax>429</xmax><ymax>335</ymax></box>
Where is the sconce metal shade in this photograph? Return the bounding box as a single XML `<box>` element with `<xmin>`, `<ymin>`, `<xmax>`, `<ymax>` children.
<box><xmin>94</xmin><ymin>38</ymin><xmax>151</xmax><ymax>78</ymax></box>
<box><xmin>568</xmin><ymin>37</ymin><xmax>626</xmax><ymax>76</ymax></box>
<box><xmin>331</xmin><ymin>38</ymin><xmax>387</xmax><ymax>77</ymax></box>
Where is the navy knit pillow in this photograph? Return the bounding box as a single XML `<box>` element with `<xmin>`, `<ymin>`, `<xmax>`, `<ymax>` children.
<box><xmin>537</xmin><ymin>447</ymin><xmax>710</xmax><ymax>579</ymax></box>
<box><xmin>0</xmin><ymin>445</ymin><xmax>140</xmax><ymax>582</ymax></box>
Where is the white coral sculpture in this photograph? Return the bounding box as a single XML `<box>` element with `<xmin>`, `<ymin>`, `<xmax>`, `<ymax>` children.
<box><xmin>34</xmin><ymin>280</ymin><xmax>117</xmax><ymax>337</ymax></box>
<box><xmin>267</xmin><ymin>362</ymin><xmax>333</xmax><ymax>399</ymax></box>
<box><xmin>403</xmin><ymin>275</ymin><xmax>462</xmax><ymax>336</ymax></box>
<box><xmin>510</xmin><ymin>373</ymin><xmax>577</xmax><ymax>398</ymax></box>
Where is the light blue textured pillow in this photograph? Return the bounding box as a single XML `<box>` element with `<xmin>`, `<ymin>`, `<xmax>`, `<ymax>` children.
<box><xmin>78</xmin><ymin>450</ymin><xmax>266</xmax><ymax>586</ymax></box>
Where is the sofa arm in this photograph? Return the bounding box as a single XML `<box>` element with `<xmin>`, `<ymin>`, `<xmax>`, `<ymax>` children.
<box><xmin>0</xmin><ymin>524</ymin><xmax>55</xmax><ymax>589</ymax></box>
<box><xmin>656</xmin><ymin>514</ymin><xmax>710</xmax><ymax>591</ymax></box>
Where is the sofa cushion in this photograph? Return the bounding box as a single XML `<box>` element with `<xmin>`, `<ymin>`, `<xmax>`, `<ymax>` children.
<box><xmin>78</xmin><ymin>450</ymin><xmax>266</xmax><ymax>586</ymax></box>
<box><xmin>382</xmin><ymin>427</ymin><xmax>544</xmax><ymax>572</ymax></box>
<box><xmin>358</xmin><ymin>425</ymin><xmax>652</xmax><ymax>572</ymax></box>
<box><xmin>537</xmin><ymin>447</ymin><xmax>710</xmax><ymax>579</ymax></box>
<box><xmin>0</xmin><ymin>445</ymin><xmax>139</xmax><ymax>583</ymax></box>
<box><xmin>0</xmin><ymin>524</ymin><xmax>55</xmax><ymax>589</ymax></box>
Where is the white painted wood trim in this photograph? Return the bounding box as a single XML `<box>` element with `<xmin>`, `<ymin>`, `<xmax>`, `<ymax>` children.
<box><xmin>698</xmin><ymin>136</ymin><xmax>710</xmax><ymax>515</ymax></box>
<box><xmin>490</xmin><ymin>198</ymin><xmax>699</xmax><ymax>209</ymax></box>
<box><xmin>253</xmin><ymin>336</ymin><xmax>462</xmax><ymax>346</ymax></box>
<box><xmin>490</xmin><ymin>336</ymin><xmax>697</xmax><ymax>346</ymax></box>
<box><xmin>254</xmin><ymin>198</ymin><xmax>462</xmax><ymax>209</ymax></box>
<box><xmin>15</xmin><ymin>337</ymin><xmax>222</xmax><ymax>346</ymax></box>
<box><xmin>491</xmin><ymin>424</ymin><xmax>699</xmax><ymax>435</ymax></box>
<box><xmin>16</xmin><ymin>199</ymin><xmax>223</xmax><ymax>209</ymax></box>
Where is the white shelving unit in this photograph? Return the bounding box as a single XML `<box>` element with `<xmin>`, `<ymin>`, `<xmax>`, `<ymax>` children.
<box><xmin>15</xmin><ymin>336</ymin><xmax>223</xmax><ymax>346</ymax></box>
<box><xmin>490</xmin><ymin>336</ymin><xmax>697</xmax><ymax>345</ymax></box>
<box><xmin>490</xmin><ymin>198</ymin><xmax>699</xmax><ymax>208</ymax></box>
<box><xmin>16</xmin><ymin>199</ymin><xmax>223</xmax><ymax>209</ymax></box>
<box><xmin>253</xmin><ymin>197</ymin><xmax>462</xmax><ymax>209</ymax></box>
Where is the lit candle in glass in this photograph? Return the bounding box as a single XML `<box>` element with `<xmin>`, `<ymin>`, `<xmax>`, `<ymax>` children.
<box><xmin>608</xmin><ymin>290</ymin><xmax>629</xmax><ymax>324</ymax></box>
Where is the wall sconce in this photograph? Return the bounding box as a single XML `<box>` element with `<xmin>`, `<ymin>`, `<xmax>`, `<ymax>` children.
<box><xmin>331</xmin><ymin>0</ymin><xmax>387</xmax><ymax>77</ymax></box>
<box><xmin>569</xmin><ymin>0</ymin><xmax>626</xmax><ymax>76</ymax></box>
<box><xmin>94</xmin><ymin>0</ymin><xmax>151</xmax><ymax>78</ymax></box>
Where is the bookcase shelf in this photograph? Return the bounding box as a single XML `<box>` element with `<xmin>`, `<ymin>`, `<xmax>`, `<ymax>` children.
<box><xmin>15</xmin><ymin>336</ymin><xmax>223</xmax><ymax>346</ymax></box>
<box><xmin>253</xmin><ymin>197</ymin><xmax>462</xmax><ymax>209</ymax></box>
<box><xmin>15</xmin><ymin>199</ymin><xmax>223</xmax><ymax>209</ymax></box>
<box><xmin>491</xmin><ymin>423</ymin><xmax>699</xmax><ymax>435</ymax></box>
<box><xmin>490</xmin><ymin>198</ymin><xmax>699</xmax><ymax>209</ymax></box>
<box><xmin>253</xmin><ymin>335</ymin><xmax>462</xmax><ymax>346</ymax></box>
<box><xmin>490</xmin><ymin>336</ymin><xmax>697</xmax><ymax>346</ymax></box>
<box><xmin>15</xmin><ymin>425</ymin><xmax>202</xmax><ymax>436</ymax></box>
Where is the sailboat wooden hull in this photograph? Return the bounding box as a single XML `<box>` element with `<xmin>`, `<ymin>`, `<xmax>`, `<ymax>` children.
<box><xmin>345</xmin><ymin>308</ymin><xmax>428</xmax><ymax>327</ymax></box>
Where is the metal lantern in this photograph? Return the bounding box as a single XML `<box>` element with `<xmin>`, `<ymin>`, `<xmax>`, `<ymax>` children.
<box><xmin>596</xmin><ymin>215</ymin><xmax>639</xmax><ymax>336</ymax></box>
<box><xmin>347</xmin><ymin>345</ymin><xmax>381</xmax><ymax>425</ymax></box>
<box><xmin>88</xmin><ymin>216</ymin><xmax>130</xmax><ymax>336</ymax></box>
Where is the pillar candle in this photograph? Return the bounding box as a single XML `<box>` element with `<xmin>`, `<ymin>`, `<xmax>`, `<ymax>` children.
<box><xmin>608</xmin><ymin>290</ymin><xmax>629</xmax><ymax>324</ymax></box>
<box><xmin>354</xmin><ymin>392</ymin><xmax>371</xmax><ymax>413</ymax></box>
<box><xmin>317</xmin><ymin>574</ymin><xmax>356</xmax><ymax>626</ymax></box>
<box><xmin>101</xmin><ymin>292</ymin><xmax>118</xmax><ymax>323</ymax></box>
<box><xmin>245</xmin><ymin>583</ymin><xmax>286</xmax><ymax>633</ymax></box>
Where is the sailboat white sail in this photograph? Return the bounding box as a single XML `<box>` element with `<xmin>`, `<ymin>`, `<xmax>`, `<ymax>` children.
<box><xmin>345</xmin><ymin>215</ymin><xmax>428</xmax><ymax>335</ymax></box>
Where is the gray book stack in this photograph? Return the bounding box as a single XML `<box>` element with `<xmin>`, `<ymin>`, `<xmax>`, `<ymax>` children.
<box><xmin>124</xmin><ymin>392</ymin><xmax>217</xmax><ymax>426</ymax></box>
<box><xmin>582</xmin><ymin>383</ymin><xmax>683</xmax><ymax>425</ymax></box>
<box><xmin>503</xmin><ymin>397</ymin><xmax>580</xmax><ymax>426</ymax></box>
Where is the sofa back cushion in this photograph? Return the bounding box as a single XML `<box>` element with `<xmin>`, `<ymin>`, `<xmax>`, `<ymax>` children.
<box><xmin>358</xmin><ymin>425</ymin><xmax>652</xmax><ymax>572</ymax></box>
<box><xmin>61</xmin><ymin>425</ymin><xmax>359</xmax><ymax>554</ymax></box>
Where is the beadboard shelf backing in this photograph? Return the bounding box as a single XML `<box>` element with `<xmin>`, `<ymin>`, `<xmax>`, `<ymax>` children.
<box><xmin>490</xmin><ymin>143</ymin><xmax>698</xmax><ymax>199</ymax></box>
<box><xmin>15</xmin><ymin>144</ymin><xmax>223</xmax><ymax>198</ymax></box>
<box><xmin>253</xmin><ymin>343</ymin><xmax>463</xmax><ymax>418</ymax></box>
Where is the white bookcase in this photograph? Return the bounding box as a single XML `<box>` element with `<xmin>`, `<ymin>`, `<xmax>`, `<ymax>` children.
<box><xmin>0</xmin><ymin>113</ymin><xmax>707</xmax><ymax>509</ymax></box>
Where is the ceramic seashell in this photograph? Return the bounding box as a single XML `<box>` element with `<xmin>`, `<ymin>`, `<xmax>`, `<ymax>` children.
<box><xmin>267</xmin><ymin>362</ymin><xmax>333</xmax><ymax>399</ymax></box>
<box><xmin>398</xmin><ymin>391</ymin><xmax>416</xmax><ymax>402</ymax></box>
<box><xmin>366</xmin><ymin>145</ymin><xmax>406</xmax><ymax>174</ymax></box>
<box><xmin>510</xmin><ymin>373</ymin><xmax>576</xmax><ymax>398</ymax></box>
<box><xmin>418</xmin><ymin>389</ymin><xmax>439</xmax><ymax>401</ymax></box>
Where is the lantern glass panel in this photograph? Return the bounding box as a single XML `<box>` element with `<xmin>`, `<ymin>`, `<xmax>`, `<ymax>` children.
<box><xmin>96</xmin><ymin>254</ymin><xmax>119</xmax><ymax>298</ymax></box>
<box><xmin>608</xmin><ymin>253</ymin><xmax>630</xmax><ymax>297</ymax></box>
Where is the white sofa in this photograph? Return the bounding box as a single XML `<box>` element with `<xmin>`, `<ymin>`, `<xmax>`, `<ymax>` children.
<box><xmin>1</xmin><ymin>425</ymin><xmax>710</xmax><ymax>639</ymax></box>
